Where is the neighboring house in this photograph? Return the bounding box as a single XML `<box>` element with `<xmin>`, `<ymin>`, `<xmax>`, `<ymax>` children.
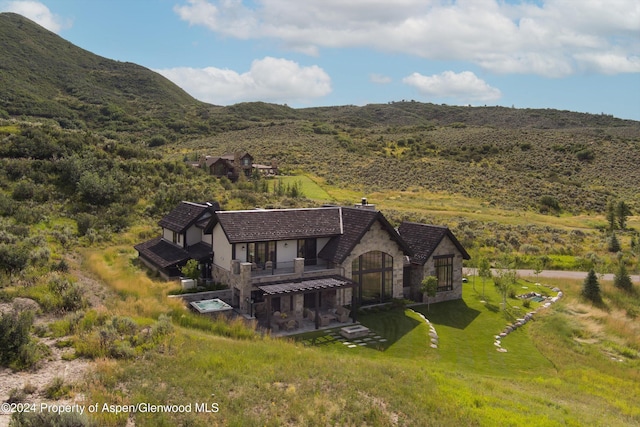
<box><xmin>134</xmin><ymin>201</ymin><xmax>219</xmax><ymax>280</ymax></box>
<box><xmin>200</xmin><ymin>152</ymin><xmax>254</xmax><ymax>181</ymax></box>
<box><xmin>134</xmin><ymin>200</ymin><xmax>470</xmax><ymax>328</ymax></box>
<box><xmin>398</xmin><ymin>222</ymin><xmax>471</xmax><ymax>303</ymax></box>
<box><xmin>199</xmin><ymin>152</ymin><xmax>278</xmax><ymax>180</ymax></box>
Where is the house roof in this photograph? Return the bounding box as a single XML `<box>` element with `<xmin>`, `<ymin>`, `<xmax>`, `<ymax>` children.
<box><xmin>257</xmin><ymin>276</ymin><xmax>357</xmax><ymax>296</ymax></box>
<box><xmin>158</xmin><ymin>201</ymin><xmax>218</xmax><ymax>233</ymax></box>
<box><xmin>318</xmin><ymin>207</ymin><xmax>413</xmax><ymax>264</ymax></box>
<box><xmin>397</xmin><ymin>221</ymin><xmax>470</xmax><ymax>265</ymax></box>
<box><xmin>134</xmin><ymin>237</ymin><xmax>190</xmax><ymax>269</ymax></box>
<box><xmin>134</xmin><ymin>238</ymin><xmax>212</xmax><ymax>270</ymax></box>
<box><xmin>214</xmin><ymin>207</ymin><xmax>343</xmax><ymax>243</ymax></box>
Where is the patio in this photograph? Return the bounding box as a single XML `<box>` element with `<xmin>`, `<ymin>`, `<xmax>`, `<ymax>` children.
<box><xmin>252</xmin><ymin>276</ymin><xmax>359</xmax><ymax>332</ymax></box>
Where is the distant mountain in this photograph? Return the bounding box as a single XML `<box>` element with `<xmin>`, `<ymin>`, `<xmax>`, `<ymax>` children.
<box><xmin>0</xmin><ymin>12</ymin><xmax>206</xmax><ymax>134</ymax></box>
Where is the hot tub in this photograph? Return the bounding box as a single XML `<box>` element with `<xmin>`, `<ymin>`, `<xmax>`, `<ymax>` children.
<box><xmin>190</xmin><ymin>298</ymin><xmax>233</xmax><ymax>316</ymax></box>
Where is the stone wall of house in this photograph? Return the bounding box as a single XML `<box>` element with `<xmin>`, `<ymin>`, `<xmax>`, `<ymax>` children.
<box><xmin>341</xmin><ymin>220</ymin><xmax>406</xmax><ymax>303</ymax></box>
<box><xmin>415</xmin><ymin>235</ymin><xmax>465</xmax><ymax>303</ymax></box>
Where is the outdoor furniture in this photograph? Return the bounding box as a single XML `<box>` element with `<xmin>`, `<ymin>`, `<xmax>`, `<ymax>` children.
<box><xmin>264</xmin><ymin>260</ymin><xmax>273</xmax><ymax>270</ymax></box>
<box><xmin>305</xmin><ymin>308</ymin><xmax>316</xmax><ymax>320</ymax></box>
<box><xmin>284</xmin><ymin>319</ymin><xmax>298</xmax><ymax>331</ymax></box>
<box><xmin>319</xmin><ymin>313</ymin><xmax>334</xmax><ymax>327</ymax></box>
<box><xmin>335</xmin><ymin>306</ymin><xmax>350</xmax><ymax>323</ymax></box>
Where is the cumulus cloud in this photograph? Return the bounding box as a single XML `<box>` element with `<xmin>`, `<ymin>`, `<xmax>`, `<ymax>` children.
<box><xmin>173</xmin><ymin>0</ymin><xmax>640</xmax><ymax>76</ymax></box>
<box><xmin>2</xmin><ymin>0</ymin><xmax>69</xmax><ymax>33</ymax></box>
<box><xmin>403</xmin><ymin>71</ymin><xmax>502</xmax><ymax>103</ymax></box>
<box><xmin>156</xmin><ymin>57</ymin><xmax>331</xmax><ymax>105</ymax></box>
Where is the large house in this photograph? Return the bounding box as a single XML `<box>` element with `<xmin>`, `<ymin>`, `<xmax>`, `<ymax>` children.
<box><xmin>199</xmin><ymin>152</ymin><xmax>278</xmax><ymax>180</ymax></box>
<box><xmin>135</xmin><ymin>200</ymin><xmax>469</xmax><ymax>328</ymax></box>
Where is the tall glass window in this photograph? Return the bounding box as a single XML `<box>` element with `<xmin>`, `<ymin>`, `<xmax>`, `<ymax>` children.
<box><xmin>247</xmin><ymin>241</ymin><xmax>276</xmax><ymax>267</ymax></box>
<box><xmin>351</xmin><ymin>251</ymin><xmax>394</xmax><ymax>305</ymax></box>
<box><xmin>434</xmin><ymin>255</ymin><xmax>454</xmax><ymax>291</ymax></box>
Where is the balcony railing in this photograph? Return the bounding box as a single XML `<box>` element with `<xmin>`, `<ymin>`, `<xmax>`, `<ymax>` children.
<box><xmin>248</xmin><ymin>259</ymin><xmax>338</xmax><ymax>278</ymax></box>
<box><xmin>251</xmin><ymin>261</ymin><xmax>295</xmax><ymax>277</ymax></box>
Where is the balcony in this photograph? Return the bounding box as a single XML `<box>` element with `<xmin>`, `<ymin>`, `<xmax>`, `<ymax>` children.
<box><xmin>242</xmin><ymin>258</ymin><xmax>341</xmax><ymax>284</ymax></box>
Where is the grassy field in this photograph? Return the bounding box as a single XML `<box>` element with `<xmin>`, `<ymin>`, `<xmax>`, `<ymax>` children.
<box><xmin>73</xmin><ymin>246</ymin><xmax>640</xmax><ymax>426</ymax></box>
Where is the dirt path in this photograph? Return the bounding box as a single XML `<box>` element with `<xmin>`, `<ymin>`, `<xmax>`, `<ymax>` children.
<box><xmin>0</xmin><ymin>256</ymin><xmax>113</xmax><ymax>426</ymax></box>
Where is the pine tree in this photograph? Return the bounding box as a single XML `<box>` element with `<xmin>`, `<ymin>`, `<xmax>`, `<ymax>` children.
<box><xmin>606</xmin><ymin>200</ymin><xmax>617</xmax><ymax>231</ymax></box>
<box><xmin>581</xmin><ymin>269</ymin><xmax>602</xmax><ymax>303</ymax></box>
<box><xmin>607</xmin><ymin>232</ymin><xmax>621</xmax><ymax>253</ymax></box>
<box><xmin>615</xmin><ymin>201</ymin><xmax>631</xmax><ymax>230</ymax></box>
<box><xmin>613</xmin><ymin>262</ymin><xmax>633</xmax><ymax>293</ymax></box>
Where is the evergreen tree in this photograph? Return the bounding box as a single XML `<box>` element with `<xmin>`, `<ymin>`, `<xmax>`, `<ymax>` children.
<box><xmin>613</xmin><ymin>262</ymin><xmax>633</xmax><ymax>293</ymax></box>
<box><xmin>606</xmin><ymin>200</ymin><xmax>617</xmax><ymax>231</ymax></box>
<box><xmin>615</xmin><ymin>201</ymin><xmax>631</xmax><ymax>230</ymax></box>
<box><xmin>607</xmin><ymin>232</ymin><xmax>621</xmax><ymax>253</ymax></box>
<box><xmin>581</xmin><ymin>269</ymin><xmax>602</xmax><ymax>303</ymax></box>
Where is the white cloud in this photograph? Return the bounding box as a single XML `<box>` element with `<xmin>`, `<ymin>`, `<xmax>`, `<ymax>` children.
<box><xmin>2</xmin><ymin>0</ymin><xmax>69</xmax><ymax>33</ymax></box>
<box><xmin>173</xmin><ymin>0</ymin><xmax>640</xmax><ymax>77</ymax></box>
<box><xmin>402</xmin><ymin>71</ymin><xmax>502</xmax><ymax>103</ymax></box>
<box><xmin>156</xmin><ymin>57</ymin><xmax>331</xmax><ymax>105</ymax></box>
<box><xmin>370</xmin><ymin>74</ymin><xmax>391</xmax><ymax>84</ymax></box>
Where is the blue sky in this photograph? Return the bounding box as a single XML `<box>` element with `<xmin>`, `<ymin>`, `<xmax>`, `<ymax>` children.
<box><xmin>2</xmin><ymin>0</ymin><xmax>639</xmax><ymax>120</ymax></box>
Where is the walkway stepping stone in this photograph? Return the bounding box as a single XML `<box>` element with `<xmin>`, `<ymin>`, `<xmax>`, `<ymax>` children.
<box><xmin>348</xmin><ymin>344</ymin><xmax>357</xmax><ymax>348</ymax></box>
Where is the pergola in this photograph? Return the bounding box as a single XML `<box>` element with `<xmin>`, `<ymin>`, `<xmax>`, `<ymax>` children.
<box><xmin>257</xmin><ymin>276</ymin><xmax>358</xmax><ymax>330</ymax></box>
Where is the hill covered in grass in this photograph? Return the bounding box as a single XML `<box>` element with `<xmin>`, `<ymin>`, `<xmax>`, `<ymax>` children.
<box><xmin>0</xmin><ymin>12</ymin><xmax>209</xmax><ymax>138</ymax></box>
<box><xmin>182</xmin><ymin>102</ymin><xmax>640</xmax><ymax>213</ymax></box>
<box><xmin>1</xmin><ymin>10</ymin><xmax>639</xmax><ymax>216</ymax></box>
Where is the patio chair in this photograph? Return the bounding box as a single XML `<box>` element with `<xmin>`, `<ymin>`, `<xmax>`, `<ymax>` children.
<box><xmin>335</xmin><ymin>306</ymin><xmax>350</xmax><ymax>323</ymax></box>
<box><xmin>284</xmin><ymin>319</ymin><xmax>297</xmax><ymax>331</ymax></box>
<box><xmin>305</xmin><ymin>308</ymin><xmax>316</xmax><ymax>320</ymax></box>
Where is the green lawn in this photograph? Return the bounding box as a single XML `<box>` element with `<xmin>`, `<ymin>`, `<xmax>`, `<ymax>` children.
<box><xmin>77</xmin><ymin>249</ymin><xmax>640</xmax><ymax>426</ymax></box>
<box><xmin>275</xmin><ymin>175</ymin><xmax>334</xmax><ymax>201</ymax></box>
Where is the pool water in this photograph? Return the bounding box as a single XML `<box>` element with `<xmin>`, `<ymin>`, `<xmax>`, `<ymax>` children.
<box><xmin>190</xmin><ymin>298</ymin><xmax>233</xmax><ymax>313</ymax></box>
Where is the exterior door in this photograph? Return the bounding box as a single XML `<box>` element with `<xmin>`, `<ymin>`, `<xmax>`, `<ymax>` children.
<box><xmin>298</xmin><ymin>239</ymin><xmax>317</xmax><ymax>265</ymax></box>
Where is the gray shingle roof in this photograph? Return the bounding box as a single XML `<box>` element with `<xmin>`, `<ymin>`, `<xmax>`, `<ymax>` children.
<box><xmin>397</xmin><ymin>221</ymin><xmax>470</xmax><ymax>265</ymax></box>
<box><xmin>215</xmin><ymin>207</ymin><xmax>343</xmax><ymax>243</ymax></box>
<box><xmin>134</xmin><ymin>238</ymin><xmax>212</xmax><ymax>270</ymax></box>
<box><xmin>158</xmin><ymin>201</ymin><xmax>218</xmax><ymax>233</ymax></box>
<box><xmin>134</xmin><ymin>237</ymin><xmax>190</xmax><ymax>268</ymax></box>
<box><xmin>318</xmin><ymin>207</ymin><xmax>412</xmax><ymax>264</ymax></box>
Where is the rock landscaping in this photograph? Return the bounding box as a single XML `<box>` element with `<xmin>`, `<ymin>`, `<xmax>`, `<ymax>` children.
<box><xmin>410</xmin><ymin>310</ymin><xmax>439</xmax><ymax>349</ymax></box>
<box><xmin>494</xmin><ymin>284</ymin><xmax>563</xmax><ymax>353</ymax></box>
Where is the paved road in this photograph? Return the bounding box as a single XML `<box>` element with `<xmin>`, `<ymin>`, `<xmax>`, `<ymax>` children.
<box><xmin>463</xmin><ymin>268</ymin><xmax>640</xmax><ymax>283</ymax></box>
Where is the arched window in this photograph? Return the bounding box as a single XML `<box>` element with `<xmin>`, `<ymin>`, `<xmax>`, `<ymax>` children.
<box><xmin>352</xmin><ymin>251</ymin><xmax>393</xmax><ymax>305</ymax></box>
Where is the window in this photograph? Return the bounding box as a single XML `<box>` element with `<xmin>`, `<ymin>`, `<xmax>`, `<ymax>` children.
<box><xmin>242</xmin><ymin>157</ymin><xmax>251</xmax><ymax>166</ymax></box>
<box><xmin>247</xmin><ymin>241</ymin><xmax>276</xmax><ymax>267</ymax></box>
<box><xmin>352</xmin><ymin>251</ymin><xmax>394</xmax><ymax>305</ymax></box>
<box><xmin>434</xmin><ymin>255</ymin><xmax>454</xmax><ymax>292</ymax></box>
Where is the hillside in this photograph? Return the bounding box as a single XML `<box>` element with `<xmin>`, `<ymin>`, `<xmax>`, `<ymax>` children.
<box><xmin>2</xmin><ymin>12</ymin><xmax>639</xmax><ymax>215</ymax></box>
<box><xmin>182</xmin><ymin>103</ymin><xmax>640</xmax><ymax>213</ymax></box>
<box><xmin>0</xmin><ymin>12</ymin><xmax>208</xmax><ymax>137</ymax></box>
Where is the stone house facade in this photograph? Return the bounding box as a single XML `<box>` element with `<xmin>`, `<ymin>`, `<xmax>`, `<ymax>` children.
<box><xmin>398</xmin><ymin>222</ymin><xmax>471</xmax><ymax>303</ymax></box>
<box><xmin>135</xmin><ymin>201</ymin><xmax>470</xmax><ymax>324</ymax></box>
